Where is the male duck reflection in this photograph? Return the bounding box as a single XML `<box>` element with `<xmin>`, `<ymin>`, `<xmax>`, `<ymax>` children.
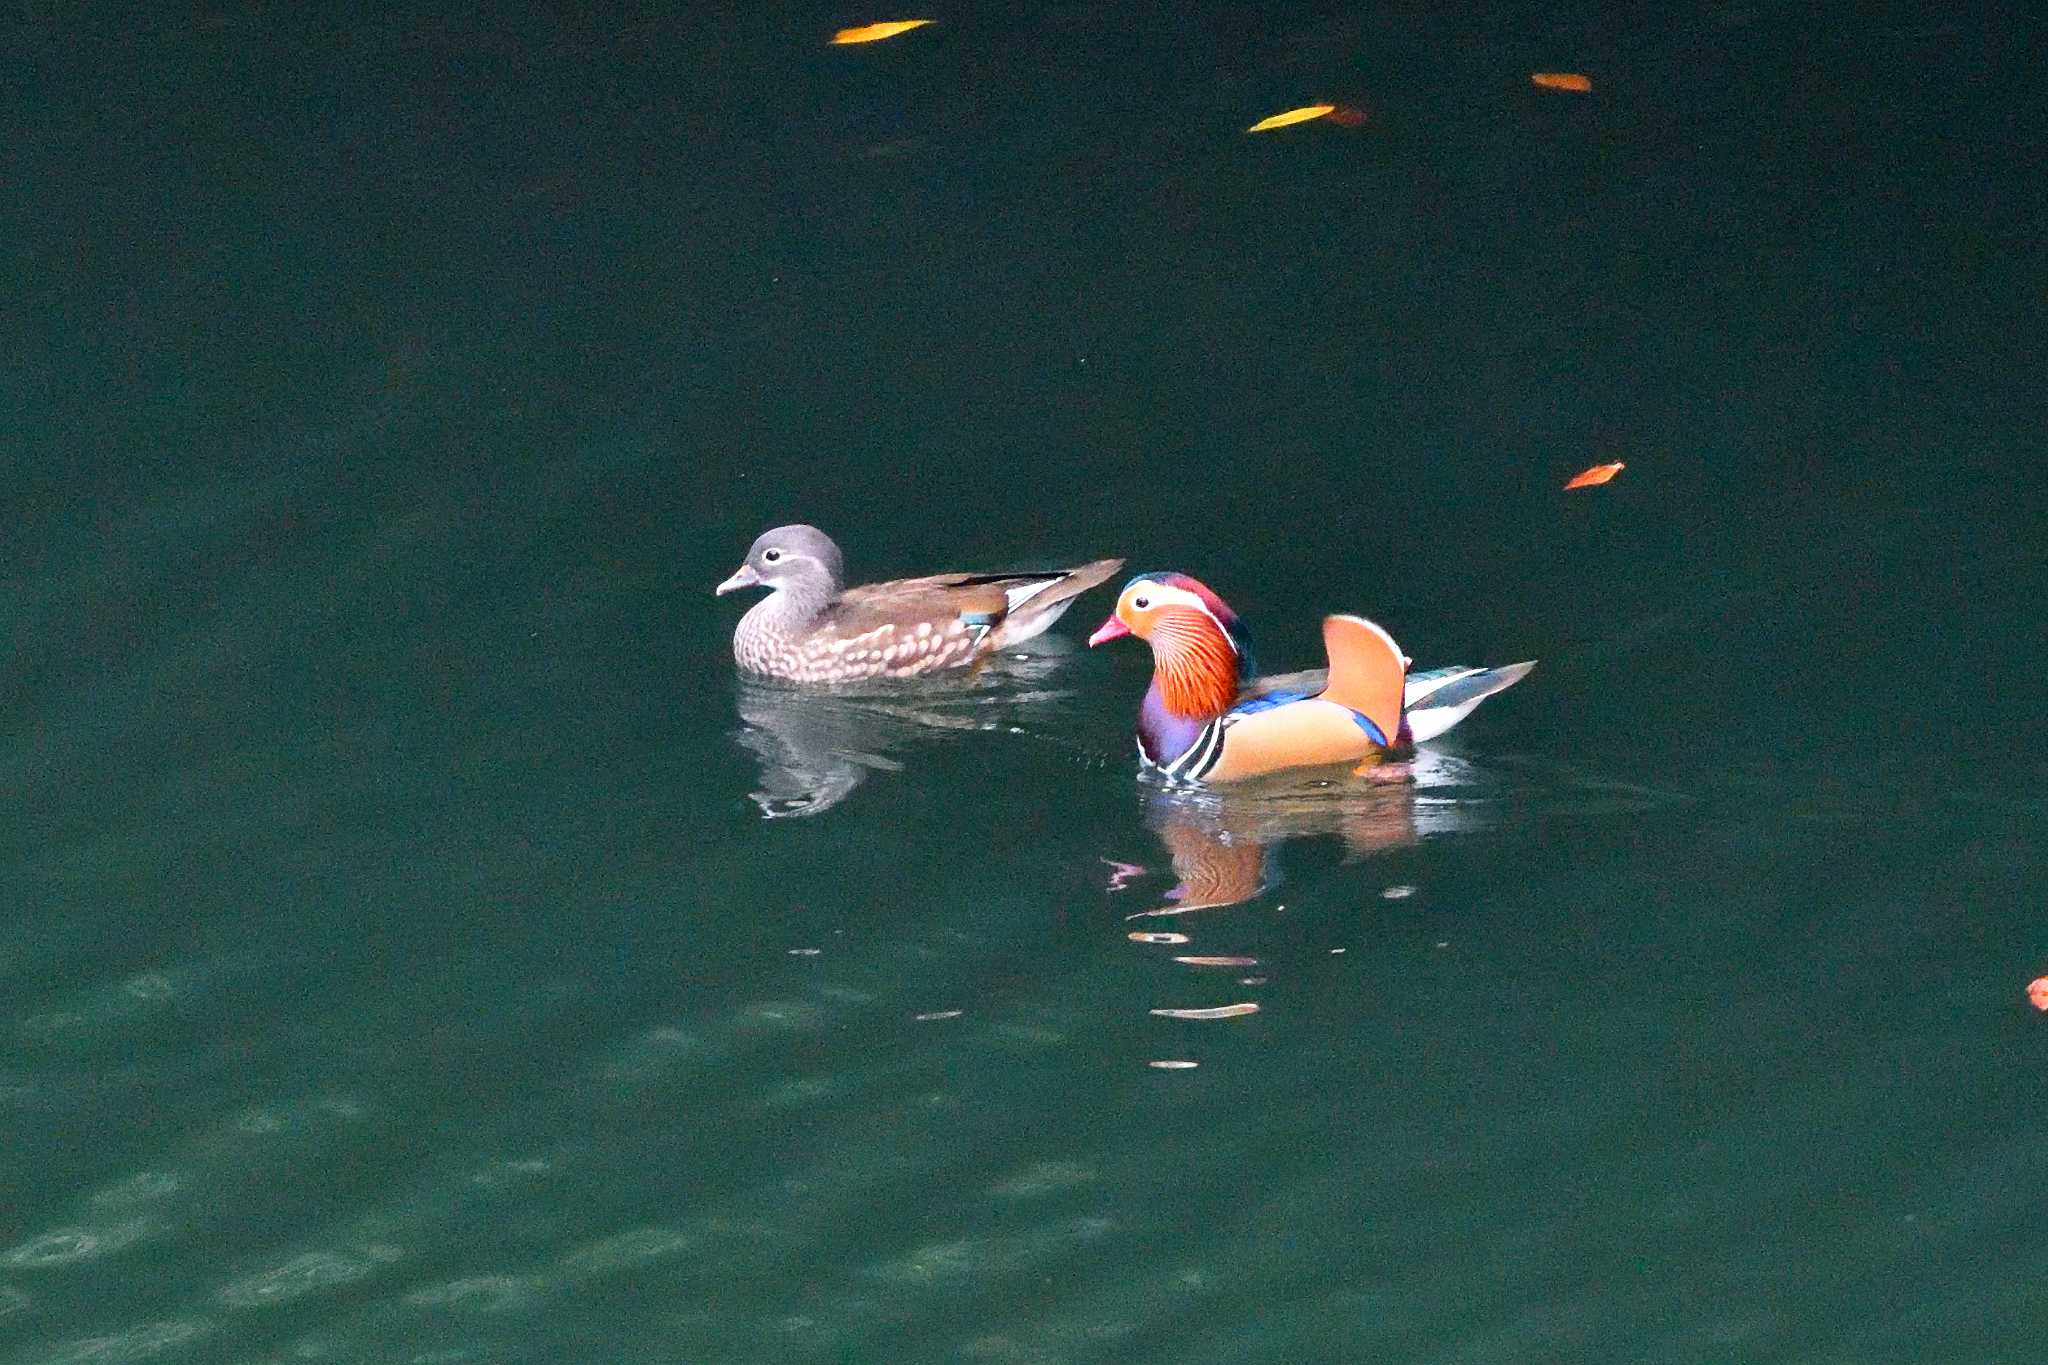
<box><xmin>716</xmin><ymin>524</ymin><xmax>1122</xmax><ymax>683</ymax></box>
<box><xmin>1087</xmin><ymin>573</ymin><xmax>1534</xmax><ymax>783</ymax></box>
<box><xmin>1120</xmin><ymin>751</ymin><xmax>1500</xmax><ymax>917</ymax></box>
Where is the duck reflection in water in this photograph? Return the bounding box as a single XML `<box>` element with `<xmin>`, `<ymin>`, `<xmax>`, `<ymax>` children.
<box><xmin>1123</xmin><ymin>749</ymin><xmax>1497</xmax><ymax>917</ymax></box>
<box><xmin>730</xmin><ymin>647</ymin><xmax>1078</xmax><ymax>818</ymax></box>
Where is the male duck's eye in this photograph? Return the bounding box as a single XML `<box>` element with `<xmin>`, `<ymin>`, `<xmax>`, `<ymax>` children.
<box><xmin>1132</xmin><ymin>596</ymin><xmax>1150</xmax><ymax>610</ymax></box>
<box><xmin>763</xmin><ymin>548</ymin><xmax>782</xmax><ymax>563</ymax></box>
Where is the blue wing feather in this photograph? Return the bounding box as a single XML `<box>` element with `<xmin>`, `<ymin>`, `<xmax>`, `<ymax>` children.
<box><xmin>1227</xmin><ymin>690</ymin><xmax>1310</xmax><ymax>717</ymax></box>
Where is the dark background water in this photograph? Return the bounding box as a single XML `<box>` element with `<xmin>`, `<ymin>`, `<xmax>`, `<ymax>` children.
<box><xmin>6</xmin><ymin>1</ymin><xmax>2045</xmax><ymax>1361</ymax></box>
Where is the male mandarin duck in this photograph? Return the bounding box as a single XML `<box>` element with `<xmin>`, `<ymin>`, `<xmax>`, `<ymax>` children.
<box><xmin>716</xmin><ymin>524</ymin><xmax>1123</xmax><ymax>683</ymax></box>
<box><xmin>1087</xmin><ymin>573</ymin><xmax>1534</xmax><ymax>783</ymax></box>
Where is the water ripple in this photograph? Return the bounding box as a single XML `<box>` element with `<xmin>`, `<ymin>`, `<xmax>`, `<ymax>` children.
<box><xmin>404</xmin><ymin>1274</ymin><xmax>540</xmax><ymax>1314</ymax></box>
<box><xmin>992</xmin><ymin>1162</ymin><xmax>1096</xmax><ymax>1199</ymax></box>
<box><xmin>121</xmin><ymin>973</ymin><xmax>176</xmax><ymax>1001</ymax></box>
<box><xmin>90</xmin><ymin>1171</ymin><xmax>187</xmax><ymax>1208</ymax></box>
<box><xmin>872</xmin><ymin>1217</ymin><xmax>1117</xmax><ymax>1284</ymax></box>
<box><xmin>217</xmin><ymin>1251</ymin><xmax>377</xmax><ymax>1308</ymax></box>
<box><xmin>42</xmin><ymin>1318</ymin><xmax>210</xmax><ymax>1363</ymax></box>
<box><xmin>234</xmin><ymin>1109</ymin><xmax>285</xmax><ymax>1135</ymax></box>
<box><xmin>5</xmin><ymin>1220</ymin><xmax>155</xmax><ymax>1268</ymax></box>
<box><xmin>469</xmin><ymin>1156</ymin><xmax>554</xmax><ymax>1190</ymax></box>
<box><xmin>559</xmin><ymin>1227</ymin><xmax>691</xmax><ymax>1276</ymax></box>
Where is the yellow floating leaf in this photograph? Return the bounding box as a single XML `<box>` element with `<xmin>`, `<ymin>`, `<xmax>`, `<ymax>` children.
<box><xmin>1531</xmin><ymin>72</ymin><xmax>1593</xmax><ymax>93</ymax></box>
<box><xmin>1564</xmin><ymin>460</ymin><xmax>1625</xmax><ymax>490</ymax></box>
<box><xmin>831</xmin><ymin>19</ymin><xmax>933</xmax><ymax>45</ymax></box>
<box><xmin>1247</xmin><ymin>104</ymin><xmax>1336</xmax><ymax>133</ymax></box>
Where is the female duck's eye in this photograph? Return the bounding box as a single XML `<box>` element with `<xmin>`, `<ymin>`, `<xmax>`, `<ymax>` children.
<box><xmin>1133</xmin><ymin>596</ymin><xmax>1150</xmax><ymax>610</ymax></box>
<box><xmin>763</xmin><ymin>548</ymin><xmax>783</xmax><ymax>563</ymax></box>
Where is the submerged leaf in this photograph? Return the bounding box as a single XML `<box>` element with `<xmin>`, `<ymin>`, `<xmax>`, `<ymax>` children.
<box><xmin>1150</xmin><ymin>1003</ymin><xmax>1260</xmax><ymax>1020</ymax></box>
<box><xmin>831</xmin><ymin>19</ymin><xmax>933</xmax><ymax>44</ymax></box>
<box><xmin>1247</xmin><ymin>105</ymin><xmax>1336</xmax><ymax>133</ymax></box>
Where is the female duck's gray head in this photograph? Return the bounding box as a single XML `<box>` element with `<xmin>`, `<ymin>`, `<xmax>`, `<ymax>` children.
<box><xmin>715</xmin><ymin>524</ymin><xmax>846</xmax><ymax>602</ymax></box>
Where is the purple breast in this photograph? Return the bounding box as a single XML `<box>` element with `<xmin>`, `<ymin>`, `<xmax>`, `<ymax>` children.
<box><xmin>1137</xmin><ymin>684</ymin><xmax>1209</xmax><ymax>767</ymax></box>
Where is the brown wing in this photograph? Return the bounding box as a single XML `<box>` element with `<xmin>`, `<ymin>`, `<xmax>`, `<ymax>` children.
<box><xmin>833</xmin><ymin>561</ymin><xmax>1124</xmax><ymax>634</ymax></box>
<box><xmin>834</xmin><ymin>573</ymin><xmax>1018</xmax><ymax>631</ymax></box>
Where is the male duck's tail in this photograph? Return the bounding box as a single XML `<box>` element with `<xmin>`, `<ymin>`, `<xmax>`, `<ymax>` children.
<box><xmin>1402</xmin><ymin>661</ymin><xmax>1537</xmax><ymax>743</ymax></box>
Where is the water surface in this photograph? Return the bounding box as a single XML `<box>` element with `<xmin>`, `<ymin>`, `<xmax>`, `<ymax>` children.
<box><xmin>6</xmin><ymin>2</ymin><xmax>2045</xmax><ymax>1361</ymax></box>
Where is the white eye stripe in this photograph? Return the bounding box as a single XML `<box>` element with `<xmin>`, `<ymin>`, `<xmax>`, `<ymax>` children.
<box><xmin>1126</xmin><ymin>582</ymin><xmax>1208</xmax><ymax>612</ymax></box>
<box><xmin>1126</xmin><ymin>582</ymin><xmax>1234</xmax><ymax>646</ymax></box>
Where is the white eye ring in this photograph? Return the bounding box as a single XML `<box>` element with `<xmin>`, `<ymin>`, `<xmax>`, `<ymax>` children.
<box><xmin>763</xmin><ymin>548</ymin><xmax>783</xmax><ymax>563</ymax></box>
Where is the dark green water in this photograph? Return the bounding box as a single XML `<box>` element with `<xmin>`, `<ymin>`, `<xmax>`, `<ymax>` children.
<box><xmin>7</xmin><ymin>3</ymin><xmax>2045</xmax><ymax>1361</ymax></box>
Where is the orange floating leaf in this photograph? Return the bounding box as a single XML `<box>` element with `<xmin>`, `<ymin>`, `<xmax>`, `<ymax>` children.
<box><xmin>1247</xmin><ymin>104</ymin><xmax>1336</xmax><ymax>133</ymax></box>
<box><xmin>1531</xmin><ymin>72</ymin><xmax>1593</xmax><ymax>93</ymax></box>
<box><xmin>831</xmin><ymin>19</ymin><xmax>932</xmax><ymax>44</ymax></box>
<box><xmin>1564</xmin><ymin>461</ymin><xmax>1625</xmax><ymax>490</ymax></box>
<box><xmin>1173</xmin><ymin>955</ymin><xmax>1259</xmax><ymax>967</ymax></box>
<box><xmin>1150</xmin><ymin>1003</ymin><xmax>1261</xmax><ymax>1020</ymax></box>
<box><xmin>2028</xmin><ymin>977</ymin><xmax>2048</xmax><ymax>1011</ymax></box>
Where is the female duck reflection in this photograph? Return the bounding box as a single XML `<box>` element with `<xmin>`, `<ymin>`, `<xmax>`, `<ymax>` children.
<box><xmin>730</xmin><ymin>657</ymin><xmax>1078</xmax><ymax>818</ymax></box>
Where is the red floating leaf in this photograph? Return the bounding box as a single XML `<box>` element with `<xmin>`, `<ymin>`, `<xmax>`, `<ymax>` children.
<box><xmin>1564</xmin><ymin>461</ymin><xmax>1625</xmax><ymax>490</ymax></box>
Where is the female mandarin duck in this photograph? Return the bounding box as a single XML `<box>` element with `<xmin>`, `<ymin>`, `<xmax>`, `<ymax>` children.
<box><xmin>1087</xmin><ymin>573</ymin><xmax>1534</xmax><ymax>783</ymax></box>
<box><xmin>716</xmin><ymin>524</ymin><xmax>1123</xmax><ymax>683</ymax></box>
